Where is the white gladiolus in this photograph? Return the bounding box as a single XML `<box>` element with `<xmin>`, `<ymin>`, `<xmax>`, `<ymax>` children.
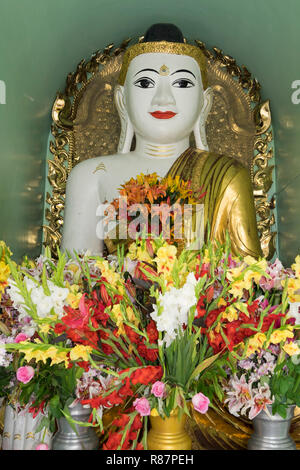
<box><xmin>150</xmin><ymin>273</ymin><xmax>198</xmax><ymax>346</ymax></box>
<box><xmin>8</xmin><ymin>277</ymin><xmax>69</xmax><ymax>320</ymax></box>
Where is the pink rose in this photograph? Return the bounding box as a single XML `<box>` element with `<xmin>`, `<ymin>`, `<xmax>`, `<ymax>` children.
<box><xmin>16</xmin><ymin>366</ymin><xmax>35</xmax><ymax>384</ymax></box>
<box><xmin>133</xmin><ymin>397</ymin><xmax>151</xmax><ymax>416</ymax></box>
<box><xmin>35</xmin><ymin>443</ymin><xmax>49</xmax><ymax>450</ymax></box>
<box><xmin>14</xmin><ymin>333</ymin><xmax>29</xmax><ymax>343</ymax></box>
<box><xmin>192</xmin><ymin>392</ymin><xmax>210</xmax><ymax>414</ymax></box>
<box><xmin>151</xmin><ymin>381</ymin><xmax>166</xmax><ymax>398</ymax></box>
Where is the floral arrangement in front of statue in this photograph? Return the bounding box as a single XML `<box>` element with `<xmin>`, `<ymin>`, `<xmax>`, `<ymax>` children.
<box><xmin>2</xmin><ymin>234</ymin><xmax>300</xmax><ymax>449</ymax></box>
<box><xmin>104</xmin><ymin>172</ymin><xmax>205</xmax><ymax>253</ymax></box>
<box><xmin>220</xmin><ymin>256</ymin><xmax>300</xmax><ymax>420</ymax></box>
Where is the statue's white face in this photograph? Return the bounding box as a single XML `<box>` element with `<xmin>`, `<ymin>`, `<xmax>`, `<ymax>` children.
<box><xmin>123</xmin><ymin>53</ymin><xmax>204</xmax><ymax>144</ymax></box>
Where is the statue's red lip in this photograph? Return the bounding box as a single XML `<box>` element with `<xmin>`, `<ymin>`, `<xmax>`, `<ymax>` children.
<box><xmin>150</xmin><ymin>111</ymin><xmax>177</xmax><ymax>119</ymax></box>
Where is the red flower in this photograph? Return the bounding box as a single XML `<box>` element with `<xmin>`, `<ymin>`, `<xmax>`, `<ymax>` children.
<box><xmin>118</xmin><ymin>377</ymin><xmax>134</xmax><ymax>398</ymax></box>
<box><xmin>195</xmin><ymin>295</ymin><xmax>206</xmax><ymax>318</ymax></box>
<box><xmin>129</xmin><ymin>366</ymin><xmax>163</xmax><ymax>386</ymax></box>
<box><xmin>100</xmin><ymin>284</ymin><xmax>111</xmax><ymax>306</ymax></box>
<box><xmin>54</xmin><ymin>323</ymin><xmax>66</xmax><ymax>334</ymax></box>
<box><xmin>137</xmin><ymin>342</ymin><xmax>158</xmax><ymax>362</ymax></box>
<box><xmin>146</xmin><ymin>320</ymin><xmax>159</xmax><ymax>344</ymax></box>
<box><xmin>77</xmin><ymin>361</ymin><xmax>90</xmax><ymax>372</ymax></box>
<box><xmin>124</xmin><ymin>325</ymin><xmax>140</xmax><ymax>344</ymax></box>
<box><xmin>208</xmin><ymin>330</ymin><xmax>225</xmax><ymax>353</ymax></box>
<box><xmin>261</xmin><ymin>313</ymin><xmax>285</xmax><ymax>332</ymax></box>
<box><xmin>29</xmin><ymin>401</ymin><xmax>46</xmax><ymax>419</ymax></box>
<box><xmin>103</xmin><ymin>432</ymin><xmax>123</xmax><ymax>450</ymax></box>
<box><xmin>112</xmin><ymin>413</ymin><xmax>130</xmax><ymax>428</ymax></box>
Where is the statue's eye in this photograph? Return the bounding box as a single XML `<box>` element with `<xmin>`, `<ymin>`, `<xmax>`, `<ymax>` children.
<box><xmin>172</xmin><ymin>79</ymin><xmax>194</xmax><ymax>88</ymax></box>
<box><xmin>134</xmin><ymin>78</ymin><xmax>155</xmax><ymax>88</ymax></box>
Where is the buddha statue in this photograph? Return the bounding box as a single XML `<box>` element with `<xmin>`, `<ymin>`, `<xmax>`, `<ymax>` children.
<box><xmin>61</xmin><ymin>23</ymin><xmax>262</xmax><ymax>259</ymax></box>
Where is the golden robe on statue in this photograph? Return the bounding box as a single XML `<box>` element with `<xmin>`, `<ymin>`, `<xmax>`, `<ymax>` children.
<box><xmin>167</xmin><ymin>147</ymin><xmax>262</xmax><ymax>259</ymax></box>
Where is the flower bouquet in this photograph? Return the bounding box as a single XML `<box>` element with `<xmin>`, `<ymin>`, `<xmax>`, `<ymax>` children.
<box><xmin>104</xmin><ymin>172</ymin><xmax>205</xmax><ymax>255</ymax></box>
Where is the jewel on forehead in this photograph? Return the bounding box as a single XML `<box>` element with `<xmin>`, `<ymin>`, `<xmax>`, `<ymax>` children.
<box><xmin>159</xmin><ymin>65</ymin><xmax>170</xmax><ymax>76</ymax></box>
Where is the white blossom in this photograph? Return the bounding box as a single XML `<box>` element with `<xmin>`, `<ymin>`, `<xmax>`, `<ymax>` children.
<box><xmin>150</xmin><ymin>272</ymin><xmax>198</xmax><ymax>345</ymax></box>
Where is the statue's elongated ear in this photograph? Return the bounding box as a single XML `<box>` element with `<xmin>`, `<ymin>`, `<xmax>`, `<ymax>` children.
<box><xmin>114</xmin><ymin>85</ymin><xmax>134</xmax><ymax>154</ymax></box>
<box><xmin>193</xmin><ymin>87</ymin><xmax>213</xmax><ymax>151</ymax></box>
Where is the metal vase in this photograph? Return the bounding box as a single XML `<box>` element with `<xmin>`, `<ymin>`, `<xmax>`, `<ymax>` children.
<box><xmin>248</xmin><ymin>404</ymin><xmax>296</xmax><ymax>450</ymax></box>
<box><xmin>52</xmin><ymin>403</ymin><xmax>99</xmax><ymax>450</ymax></box>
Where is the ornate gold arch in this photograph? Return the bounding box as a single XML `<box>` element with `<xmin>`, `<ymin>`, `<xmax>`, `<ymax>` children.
<box><xmin>43</xmin><ymin>38</ymin><xmax>276</xmax><ymax>259</ymax></box>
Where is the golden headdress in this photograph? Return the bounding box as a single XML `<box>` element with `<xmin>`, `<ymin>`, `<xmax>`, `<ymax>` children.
<box><xmin>118</xmin><ymin>24</ymin><xmax>208</xmax><ymax>89</ymax></box>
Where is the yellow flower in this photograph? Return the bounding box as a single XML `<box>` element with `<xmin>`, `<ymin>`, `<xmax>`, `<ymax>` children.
<box><xmin>283</xmin><ymin>342</ymin><xmax>300</xmax><ymax>356</ymax></box>
<box><xmin>292</xmin><ymin>255</ymin><xmax>300</xmax><ymax>278</ymax></box>
<box><xmin>0</xmin><ymin>261</ymin><xmax>10</xmax><ymax>297</ymax></box>
<box><xmin>95</xmin><ymin>260</ymin><xmax>124</xmax><ymax>294</ymax></box>
<box><xmin>0</xmin><ymin>241</ymin><xmax>12</xmax><ymax>262</ymax></box>
<box><xmin>218</xmin><ymin>298</ymin><xmax>227</xmax><ymax>308</ymax></box>
<box><xmin>70</xmin><ymin>345</ymin><xmax>93</xmax><ymax>362</ymax></box>
<box><xmin>156</xmin><ymin>245</ymin><xmax>177</xmax><ymax>263</ymax></box>
<box><xmin>68</xmin><ymin>264</ymin><xmax>79</xmax><ymax>274</ymax></box>
<box><xmin>127</xmin><ymin>243</ymin><xmax>137</xmax><ymax>260</ymax></box>
<box><xmin>269</xmin><ymin>328</ymin><xmax>294</xmax><ymax>344</ymax></box>
<box><xmin>286</xmin><ymin>277</ymin><xmax>300</xmax><ymax>302</ymax></box>
<box><xmin>222</xmin><ymin>306</ymin><xmax>238</xmax><ymax>322</ymax></box>
<box><xmin>226</xmin><ymin>264</ymin><xmax>245</xmax><ymax>282</ymax></box>
<box><xmin>67</xmin><ymin>285</ymin><xmax>82</xmax><ymax>309</ymax></box>
<box><xmin>229</xmin><ymin>280</ymin><xmax>248</xmax><ymax>298</ymax></box>
<box><xmin>155</xmin><ymin>245</ymin><xmax>177</xmax><ymax>283</ymax></box>
<box><xmin>125</xmin><ymin>306</ymin><xmax>139</xmax><ymax>327</ymax></box>
<box><xmin>20</xmin><ymin>347</ymin><xmax>49</xmax><ymax>364</ymax></box>
<box><xmin>110</xmin><ymin>304</ymin><xmax>125</xmax><ymax>336</ymax></box>
<box><xmin>136</xmin><ymin>246</ymin><xmax>153</xmax><ymax>264</ymax></box>
<box><xmin>245</xmin><ymin>333</ymin><xmax>268</xmax><ymax>357</ymax></box>
<box><xmin>39</xmin><ymin>324</ymin><xmax>51</xmax><ymax>335</ymax></box>
<box><xmin>202</xmin><ymin>249</ymin><xmax>210</xmax><ymax>265</ymax></box>
<box><xmin>244</xmin><ymin>269</ymin><xmax>263</xmax><ymax>286</ymax></box>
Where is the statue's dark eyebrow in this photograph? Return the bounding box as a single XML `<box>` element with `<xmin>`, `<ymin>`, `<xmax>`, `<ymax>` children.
<box><xmin>134</xmin><ymin>68</ymin><xmax>159</xmax><ymax>76</ymax></box>
<box><xmin>170</xmin><ymin>69</ymin><xmax>196</xmax><ymax>79</ymax></box>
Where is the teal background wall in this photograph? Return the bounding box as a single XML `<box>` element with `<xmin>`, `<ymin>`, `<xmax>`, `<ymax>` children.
<box><xmin>0</xmin><ymin>0</ymin><xmax>299</xmax><ymax>264</ymax></box>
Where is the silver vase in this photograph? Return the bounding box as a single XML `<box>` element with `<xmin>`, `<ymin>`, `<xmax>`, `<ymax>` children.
<box><xmin>52</xmin><ymin>402</ymin><xmax>99</xmax><ymax>450</ymax></box>
<box><xmin>248</xmin><ymin>404</ymin><xmax>296</xmax><ymax>450</ymax></box>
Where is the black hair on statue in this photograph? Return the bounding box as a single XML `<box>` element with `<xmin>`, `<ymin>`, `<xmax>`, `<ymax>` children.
<box><xmin>142</xmin><ymin>23</ymin><xmax>184</xmax><ymax>44</ymax></box>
